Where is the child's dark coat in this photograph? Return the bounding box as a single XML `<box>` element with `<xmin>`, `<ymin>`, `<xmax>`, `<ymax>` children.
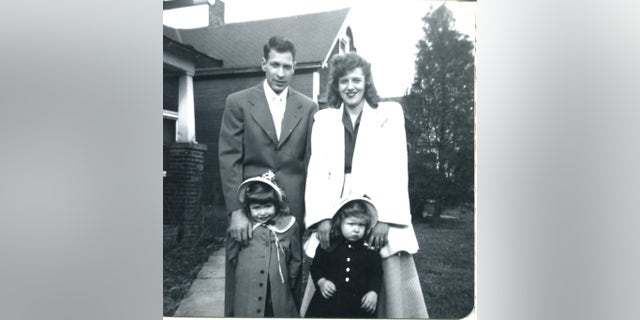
<box><xmin>306</xmin><ymin>239</ymin><xmax>382</xmax><ymax>318</ymax></box>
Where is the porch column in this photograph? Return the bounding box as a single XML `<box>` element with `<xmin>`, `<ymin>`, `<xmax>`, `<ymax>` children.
<box><xmin>177</xmin><ymin>72</ymin><xmax>196</xmax><ymax>143</ymax></box>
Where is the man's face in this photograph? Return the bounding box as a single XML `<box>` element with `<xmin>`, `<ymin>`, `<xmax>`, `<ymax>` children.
<box><xmin>262</xmin><ymin>49</ymin><xmax>295</xmax><ymax>94</ymax></box>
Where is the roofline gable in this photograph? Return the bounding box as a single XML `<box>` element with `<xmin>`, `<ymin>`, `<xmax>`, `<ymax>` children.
<box><xmin>171</xmin><ymin>7</ymin><xmax>351</xmax><ymax>70</ymax></box>
<box><xmin>321</xmin><ymin>11</ymin><xmax>354</xmax><ymax>68</ymax></box>
<box><xmin>163</xmin><ymin>35</ymin><xmax>223</xmax><ymax>71</ymax></box>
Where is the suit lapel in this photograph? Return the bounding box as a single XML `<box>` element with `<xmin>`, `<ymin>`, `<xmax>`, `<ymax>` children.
<box><xmin>277</xmin><ymin>90</ymin><xmax>303</xmax><ymax>148</ymax></box>
<box><xmin>248</xmin><ymin>84</ymin><xmax>278</xmax><ymax>145</ymax></box>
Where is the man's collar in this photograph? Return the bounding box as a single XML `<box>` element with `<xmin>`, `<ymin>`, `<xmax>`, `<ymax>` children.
<box><xmin>263</xmin><ymin>80</ymin><xmax>288</xmax><ymax>102</ymax></box>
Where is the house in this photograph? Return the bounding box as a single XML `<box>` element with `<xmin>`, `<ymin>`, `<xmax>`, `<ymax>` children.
<box><xmin>163</xmin><ymin>31</ymin><xmax>223</xmax><ymax>245</ymax></box>
<box><xmin>164</xmin><ymin>2</ymin><xmax>356</xmax><ymax>210</ymax></box>
<box><xmin>163</xmin><ymin>35</ymin><xmax>222</xmax><ymax>153</ymax></box>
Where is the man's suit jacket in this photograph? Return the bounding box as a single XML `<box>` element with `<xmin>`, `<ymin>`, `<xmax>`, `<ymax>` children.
<box><xmin>218</xmin><ymin>82</ymin><xmax>318</xmax><ymax>223</ymax></box>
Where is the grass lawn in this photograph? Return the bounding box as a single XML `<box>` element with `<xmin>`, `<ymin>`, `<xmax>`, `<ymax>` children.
<box><xmin>413</xmin><ymin>205</ymin><xmax>475</xmax><ymax>319</ymax></box>
<box><xmin>163</xmin><ymin>237</ymin><xmax>223</xmax><ymax>316</ymax></box>
<box><xmin>163</xmin><ymin>205</ymin><xmax>227</xmax><ymax>316</ymax></box>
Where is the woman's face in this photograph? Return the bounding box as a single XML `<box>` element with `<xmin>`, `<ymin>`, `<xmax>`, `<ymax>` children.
<box><xmin>338</xmin><ymin>67</ymin><xmax>366</xmax><ymax>109</ymax></box>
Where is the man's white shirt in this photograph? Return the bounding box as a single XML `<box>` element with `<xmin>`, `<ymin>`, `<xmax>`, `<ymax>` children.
<box><xmin>263</xmin><ymin>80</ymin><xmax>288</xmax><ymax>141</ymax></box>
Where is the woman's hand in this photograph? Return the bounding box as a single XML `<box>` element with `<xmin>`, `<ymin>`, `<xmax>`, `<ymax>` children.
<box><xmin>317</xmin><ymin>219</ymin><xmax>333</xmax><ymax>249</ymax></box>
<box><xmin>368</xmin><ymin>222</ymin><xmax>389</xmax><ymax>250</ymax></box>
<box><xmin>317</xmin><ymin>278</ymin><xmax>336</xmax><ymax>299</ymax></box>
<box><xmin>360</xmin><ymin>291</ymin><xmax>378</xmax><ymax>313</ymax></box>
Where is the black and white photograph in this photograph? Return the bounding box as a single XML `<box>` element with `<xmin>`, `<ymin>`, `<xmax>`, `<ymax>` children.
<box><xmin>162</xmin><ymin>0</ymin><xmax>476</xmax><ymax>318</ymax></box>
<box><xmin>7</xmin><ymin>1</ymin><xmax>640</xmax><ymax>320</ymax></box>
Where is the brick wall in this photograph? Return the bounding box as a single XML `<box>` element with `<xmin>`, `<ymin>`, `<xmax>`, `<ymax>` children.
<box><xmin>163</xmin><ymin>142</ymin><xmax>207</xmax><ymax>246</ymax></box>
<box><xmin>209</xmin><ymin>0</ymin><xmax>225</xmax><ymax>27</ymax></box>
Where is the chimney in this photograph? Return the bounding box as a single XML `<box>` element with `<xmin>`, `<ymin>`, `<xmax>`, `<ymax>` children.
<box><xmin>209</xmin><ymin>0</ymin><xmax>225</xmax><ymax>27</ymax></box>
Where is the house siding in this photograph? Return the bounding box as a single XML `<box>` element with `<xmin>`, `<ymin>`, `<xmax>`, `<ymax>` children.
<box><xmin>163</xmin><ymin>76</ymin><xmax>179</xmax><ymax>111</ymax></box>
<box><xmin>193</xmin><ymin>70</ymin><xmax>315</xmax><ymax>206</ymax></box>
<box><xmin>318</xmin><ymin>66</ymin><xmax>330</xmax><ymax>108</ymax></box>
<box><xmin>163</xmin><ymin>76</ymin><xmax>179</xmax><ymax>173</ymax></box>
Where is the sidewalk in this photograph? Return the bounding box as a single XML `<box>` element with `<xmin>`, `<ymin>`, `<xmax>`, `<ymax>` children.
<box><xmin>172</xmin><ymin>247</ymin><xmax>226</xmax><ymax>318</ymax></box>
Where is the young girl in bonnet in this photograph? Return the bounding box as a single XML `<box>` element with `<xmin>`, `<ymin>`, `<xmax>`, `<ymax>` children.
<box><xmin>304</xmin><ymin>195</ymin><xmax>383</xmax><ymax>318</ymax></box>
<box><xmin>227</xmin><ymin>171</ymin><xmax>301</xmax><ymax>317</ymax></box>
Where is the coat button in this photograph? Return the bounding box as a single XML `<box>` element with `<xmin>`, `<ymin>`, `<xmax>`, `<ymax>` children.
<box><xmin>260</xmin><ymin>270</ymin><xmax>265</xmax><ymax>274</ymax></box>
<box><xmin>346</xmin><ymin>267</ymin><xmax>350</xmax><ymax>272</ymax></box>
<box><xmin>258</xmin><ymin>296</ymin><xmax>262</xmax><ymax>301</ymax></box>
<box><xmin>257</xmin><ymin>309</ymin><xmax>261</xmax><ymax>313</ymax></box>
<box><xmin>346</xmin><ymin>257</ymin><xmax>351</xmax><ymax>262</ymax></box>
<box><xmin>345</xmin><ymin>277</ymin><xmax>350</xmax><ymax>282</ymax></box>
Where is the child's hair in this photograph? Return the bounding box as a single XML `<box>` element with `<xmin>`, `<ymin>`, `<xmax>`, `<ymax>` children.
<box><xmin>331</xmin><ymin>200</ymin><xmax>372</xmax><ymax>237</ymax></box>
<box><xmin>242</xmin><ymin>181</ymin><xmax>290</xmax><ymax>217</ymax></box>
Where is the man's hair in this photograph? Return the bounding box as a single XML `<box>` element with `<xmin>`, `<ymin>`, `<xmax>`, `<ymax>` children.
<box><xmin>263</xmin><ymin>36</ymin><xmax>296</xmax><ymax>61</ymax></box>
<box><xmin>326</xmin><ymin>52</ymin><xmax>380</xmax><ymax>108</ymax></box>
<box><xmin>331</xmin><ymin>200</ymin><xmax>372</xmax><ymax>237</ymax></box>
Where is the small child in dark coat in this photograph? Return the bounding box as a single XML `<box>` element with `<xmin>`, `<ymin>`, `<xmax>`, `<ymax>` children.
<box><xmin>305</xmin><ymin>196</ymin><xmax>382</xmax><ymax>318</ymax></box>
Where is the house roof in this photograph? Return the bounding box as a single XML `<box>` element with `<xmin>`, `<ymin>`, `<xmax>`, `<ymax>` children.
<box><xmin>164</xmin><ymin>7</ymin><xmax>351</xmax><ymax>73</ymax></box>
<box><xmin>163</xmin><ymin>35</ymin><xmax>223</xmax><ymax>73</ymax></box>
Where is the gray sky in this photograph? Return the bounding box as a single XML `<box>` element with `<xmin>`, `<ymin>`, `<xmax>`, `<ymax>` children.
<box><xmin>164</xmin><ymin>0</ymin><xmax>477</xmax><ymax>97</ymax></box>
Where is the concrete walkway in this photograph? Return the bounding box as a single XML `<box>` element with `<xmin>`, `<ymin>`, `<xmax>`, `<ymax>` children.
<box><xmin>172</xmin><ymin>247</ymin><xmax>226</xmax><ymax>318</ymax></box>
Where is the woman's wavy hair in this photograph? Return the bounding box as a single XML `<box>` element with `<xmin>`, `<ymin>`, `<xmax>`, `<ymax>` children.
<box><xmin>242</xmin><ymin>181</ymin><xmax>290</xmax><ymax>218</ymax></box>
<box><xmin>326</xmin><ymin>53</ymin><xmax>380</xmax><ymax>109</ymax></box>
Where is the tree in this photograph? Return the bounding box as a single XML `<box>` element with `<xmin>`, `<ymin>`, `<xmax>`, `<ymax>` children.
<box><xmin>402</xmin><ymin>4</ymin><xmax>475</xmax><ymax>220</ymax></box>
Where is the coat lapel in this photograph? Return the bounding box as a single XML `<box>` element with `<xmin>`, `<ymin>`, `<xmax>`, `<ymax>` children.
<box><xmin>335</xmin><ymin>105</ymin><xmax>346</xmax><ymax>169</ymax></box>
<box><xmin>351</xmin><ymin>102</ymin><xmax>385</xmax><ymax>186</ymax></box>
<box><xmin>277</xmin><ymin>91</ymin><xmax>303</xmax><ymax>148</ymax></box>
<box><xmin>248</xmin><ymin>84</ymin><xmax>278</xmax><ymax>145</ymax></box>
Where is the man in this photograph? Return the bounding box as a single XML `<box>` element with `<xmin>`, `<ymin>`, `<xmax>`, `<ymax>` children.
<box><xmin>218</xmin><ymin>35</ymin><xmax>318</xmax><ymax>316</ymax></box>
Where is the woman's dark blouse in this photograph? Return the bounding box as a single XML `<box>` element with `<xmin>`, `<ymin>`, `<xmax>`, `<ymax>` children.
<box><xmin>342</xmin><ymin>108</ymin><xmax>362</xmax><ymax>174</ymax></box>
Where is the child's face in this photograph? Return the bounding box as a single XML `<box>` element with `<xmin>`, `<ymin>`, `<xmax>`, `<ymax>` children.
<box><xmin>340</xmin><ymin>216</ymin><xmax>367</xmax><ymax>241</ymax></box>
<box><xmin>249</xmin><ymin>203</ymin><xmax>276</xmax><ymax>223</ymax></box>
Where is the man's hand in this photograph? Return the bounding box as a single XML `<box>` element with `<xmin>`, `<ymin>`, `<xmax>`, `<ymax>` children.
<box><xmin>317</xmin><ymin>278</ymin><xmax>336</xmax><ymax>299</ymax></box>
<box><xmin>360</xmin><ymin>291</ymin><xmax>378</xmax><ymax>314</ymax></box>
<box><xmin>368</xmin><ymin>222</ymin><xmax>389</xmax><ymax>250</ymax></box>
<box><xmin>317</xmin><ymin>219</ymin><xmax>332</xmax><ymax>249</ymax></box>
<box><xmin>227</xmin><ymin>208</ymin><xmax>252</xmax><ymax>245</ymax></box>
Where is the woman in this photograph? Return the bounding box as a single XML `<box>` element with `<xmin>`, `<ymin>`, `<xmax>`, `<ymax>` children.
<box><xmin>302</xmin><ymin>52</ymin><xmax>429</xmax><ymax>318</ymax></box>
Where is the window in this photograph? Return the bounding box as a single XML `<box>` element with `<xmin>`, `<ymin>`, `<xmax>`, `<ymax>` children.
<box><xmin>163</xmin><ymin>110</ymin><xmax>179</xmax><ymax>177</ymax></box>
<box><xmin>339</xmin><ymin>38</ymin><xmax>349</xmax><ymax>54</ymax></box>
